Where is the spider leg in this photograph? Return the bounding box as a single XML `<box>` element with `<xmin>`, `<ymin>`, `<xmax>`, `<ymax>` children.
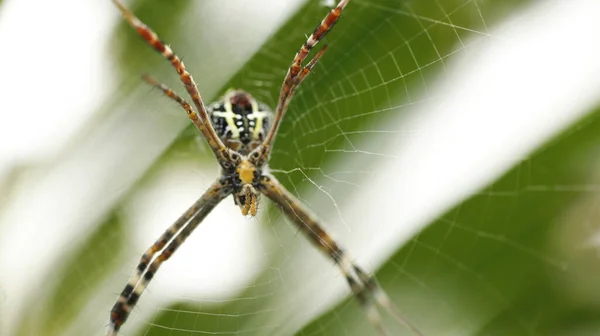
<box><xmin>258</xmin><ymin>0</ymin><xmax>349</xmax><ymax>162</ymax></box>
<box><xmin>353</xmin><ymin>266</ymin><xmax>424</xmax><ymax>335</ymax></box>
<box><xmin>108</xmin><ymin>180</ymin><xmax>229</xmax><ymax>335</ymax></box>
<box><xmin>258</xmin><ymin>173</ymin><xmax>423</xmax><ymax>336</ymax></box>
<box><xmin>265</xmin><ymin>46</ymin><xmax>329</xmax><ymax>147</ymax></box>
<box><xmin>287</xmin><ymin>0</ymin><xmax>349</xmax><ymax>80</ymax></box>
<box><xmin>141</xmin><ymin>74</ymin><xmax>221</xmax><ymax>150</ymax></box>
<box><xmin>113</xmin><ymin>0</ymin><xmax>230</xmax><ymax>162</ymax></box>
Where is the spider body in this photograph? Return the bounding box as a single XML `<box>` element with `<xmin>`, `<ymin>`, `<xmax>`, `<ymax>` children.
<box><xmin>208</xmin><ymin>89</ymin><xmax>271</xmax><ymax>155</ymax></box>
<box><xmin>208</xmin><ymin>89</ymin><xmax>271</xmax><ymax>216</ymax></box>
<box><xmin>109</xmin><ymin>0</ymin><xmax>422</xmax><ymax>335</ymax></box>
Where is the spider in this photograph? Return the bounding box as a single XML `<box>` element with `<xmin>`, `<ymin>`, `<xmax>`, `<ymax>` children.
<box><xmin>108</xmin><ymin>1</ymin><xmax>422</xmax><ymax>335</ymax></box>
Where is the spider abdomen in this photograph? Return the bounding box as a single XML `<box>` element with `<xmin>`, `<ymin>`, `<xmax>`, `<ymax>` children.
<box><xmin>208</xmin><ymin>89</ymin><xmax>272</xmax><ymax>155</ymax></box>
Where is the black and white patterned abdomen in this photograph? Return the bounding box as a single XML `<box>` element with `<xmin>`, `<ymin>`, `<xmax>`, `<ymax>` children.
<box><xmin>208</xmin><ymin>89</ymin><xmax>272</xmax><ymax>155</ymax></box>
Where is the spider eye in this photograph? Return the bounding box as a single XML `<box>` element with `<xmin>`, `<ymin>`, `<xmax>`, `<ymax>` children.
<box><xmin>230</xmin><ymin>153</ymin><xmax>240</xmax><ymax>162</ymax></box>
<box><xmin>251</xmin><ymin>151</ymin><xmax>260</xmax><ymax>159</ymax></box>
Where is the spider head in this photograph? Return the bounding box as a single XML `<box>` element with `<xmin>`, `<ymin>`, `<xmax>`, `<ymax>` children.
<box><xmin>225</xmin><ymin>154</ymin><xmax>262</xmax><ymax>217</ymax></box>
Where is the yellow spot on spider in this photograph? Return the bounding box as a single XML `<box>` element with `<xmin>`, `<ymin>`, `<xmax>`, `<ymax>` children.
<box><xmin>237</xmin><ymin>160</ymin><xmax>255</xmax><ymax>184</ymax></box>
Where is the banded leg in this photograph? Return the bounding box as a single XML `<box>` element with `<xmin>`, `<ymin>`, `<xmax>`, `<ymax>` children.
<box><xmin>141</xmin><ymin>74</ymin><xmax>215</xmax><ymax>143</ymax></box>
<box><xmin>259</xmin><ymin>0</ymin><xmax>350</xmax><ymax>159</ymax></box>
<box><xmin>108</xmin><ymin>181</ymin><xmax>229</xmax><ymax>336</ymax></box>
<box><xmin>113</xmin><ymin>0</ymin><xmax>230</xmax><ymax>162</ymax></box>
<box><xmin>258</xmin><ymin>174</ymin><xmax>423</xmax><ymax>336</ymax></box>
<box><xmin>258</xmin><ymin>45</ymin><xmax>327</xmax><ymax>158</ymax></box>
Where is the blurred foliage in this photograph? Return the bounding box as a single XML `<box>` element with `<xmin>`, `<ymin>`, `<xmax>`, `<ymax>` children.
<box><xmin>19</xmin><ymin>0</ymin><xmax>600</xmax><ymax>335</ymax></box>
<box><xmin>36</xmin><ymin>214</ymin><xmax>126</xmax><ymax>335</ymax></box>
<box><xmin>14</xmin><ymin>211</ymin><xmax>126</xmax><ymax>336</ymax></box>
<box><xmin>301</xmin><ymin>107</ymin><xmax>600</xmax><ymax>335</ymax></box>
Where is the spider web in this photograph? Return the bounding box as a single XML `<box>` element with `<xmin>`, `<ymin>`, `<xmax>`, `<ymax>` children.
<box><xmin>2</xmin><ymin>0</ymin><xmax>600</xmax><ymax>336</ymax></box>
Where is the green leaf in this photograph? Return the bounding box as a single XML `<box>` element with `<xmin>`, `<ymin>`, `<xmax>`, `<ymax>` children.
<box><xmin>5</xmin><ymin>1</ymin><xmax>600</xmax><ymax>336</ymax></box>
<box><xmin>299</xmin><ymin>107</ymin><xmax>600</xmax><ymax>334</ymax></box>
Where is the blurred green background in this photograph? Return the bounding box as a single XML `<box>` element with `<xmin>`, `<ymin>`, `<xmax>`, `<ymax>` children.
<box><xmin>2</xmin><ymin>0</ymin><xmax>600</xmax><ymax>335</ymax></box>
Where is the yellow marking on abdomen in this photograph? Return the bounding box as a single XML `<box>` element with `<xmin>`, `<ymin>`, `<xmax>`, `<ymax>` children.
<box><xmin>251</xmin><ymin>110</ymin><xmax>269</xmax><ymax>139</ymax></box>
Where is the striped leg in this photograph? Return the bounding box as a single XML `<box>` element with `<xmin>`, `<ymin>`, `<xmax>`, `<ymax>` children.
<box><xmin>108</xmin><ymin>181</ymin><xmax>228</xmax><ymax>335</ymax></box>
<box><xmin>286</xmin><ymin>0</ymin><xmax>349</xmax><ymax>80</ymax></box>
<box><xmin>141</xmin><ymin>74</ymin><xmax>218</xmax><ymax>146</ymax></box>
<box><xmin>259</xmin><ymin>0</ymin><xmax>350</xmax><ymax>159</ymax></box>
<box><xmin>113</xmin><ymin>0</ymin><xmax>230</xmax><ymax>162</ymax></box>
<box><xmin>254</xmin><ymin>45</ymin><xmax>328</xmax><ymax>167</ymax></box>
<box><xmin>258</xmin><ymin>174</ymin><xmax>423</xmax><ymax>336</ymax></box>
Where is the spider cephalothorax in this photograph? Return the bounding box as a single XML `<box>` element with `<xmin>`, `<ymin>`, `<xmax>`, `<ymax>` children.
<box><xmin>221</xmin><ymin>153</ymin><xmax>264</xmax><ymax>217</ymax></box>
<box><xmin>109</xmin><ymin>0</ymin><xmax>422</xmax><ymax>335</ymax></box>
